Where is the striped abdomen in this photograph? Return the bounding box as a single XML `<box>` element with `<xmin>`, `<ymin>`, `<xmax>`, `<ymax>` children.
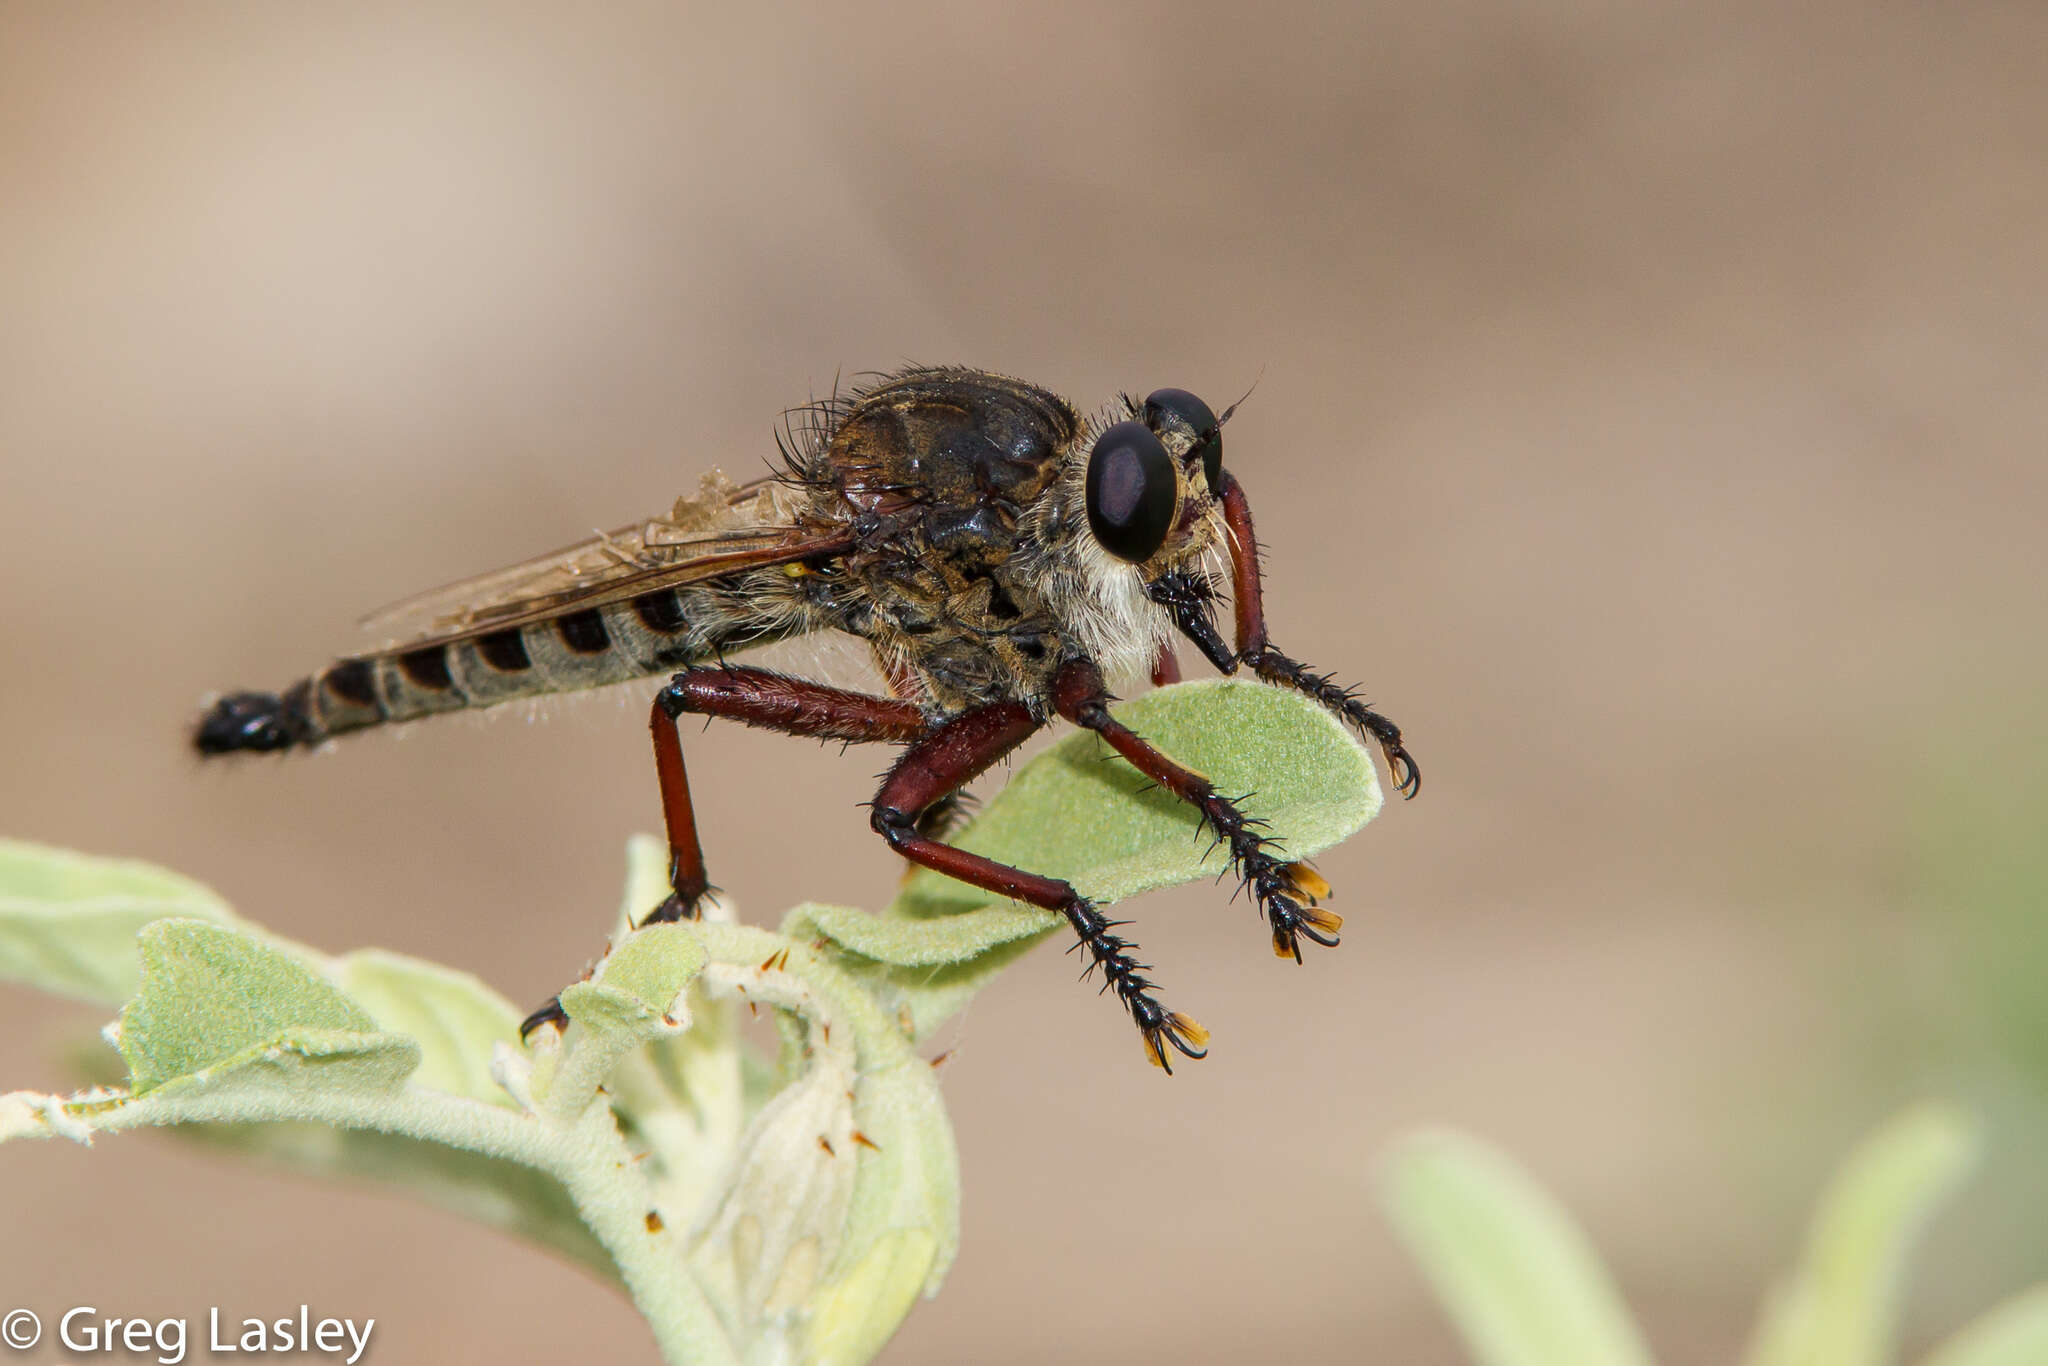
<box><xmin>195</xmin><ymin>582</ymin><xmax>791</xmax><ymax>754</ymax></box>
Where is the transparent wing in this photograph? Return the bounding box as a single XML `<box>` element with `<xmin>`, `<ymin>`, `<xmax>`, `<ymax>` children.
<box><xmin>358</xmin><ymin>471</ymin><xmax>843</xmax><ymax>648</ymax></box>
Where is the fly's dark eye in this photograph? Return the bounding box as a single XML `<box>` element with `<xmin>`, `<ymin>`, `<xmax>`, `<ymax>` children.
<box><xmin>1086</xmin><ymin>420</ymin><xmax>1176</xmax><ymax>563</ymax></box>
<box><xmin>1143</xmin><ymin>386</ymin><xmax>1222</xmax><ymax>493</ymax></box>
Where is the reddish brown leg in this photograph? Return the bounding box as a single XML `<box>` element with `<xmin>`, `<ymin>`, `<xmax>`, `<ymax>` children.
<box><xmin>646</xmin><ymin>688</ymin><xmax>710</xmax><ymax>922</ymax></box>
<box><xmin>641</xmin><ymin>667</ymin><xmax>927</xmax><ymax>922</ymax></box>
<box><xmin>1053</xmin><ymin>659</ymin><xmax>1340</xmax><ymax>962</ymax></box>
<box><xmin>870</xmin><ymin>702</ymin><xmax>1209</xmax><ymax>1071</ymax></box>
<box><xmin>1149</xmin><ymin>640</ymin><xmax>1182</xmax><ymax>687</ymax></box>
<box><xmin>1214</xmin><ymin>470</ymin><xmax>1421</xmax><ymax>798</ymax></box>
<box><xmin>519</xmin><ymin>666</ymin><xmax>928</xmax><ymax>1039</ymax></box>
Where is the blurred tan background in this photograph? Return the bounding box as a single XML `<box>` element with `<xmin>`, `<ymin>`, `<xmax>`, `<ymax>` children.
<box><xmin>3</xmin><ymin>2</ymin><xmax>2045</xmax><ymax>1362</ymax></box>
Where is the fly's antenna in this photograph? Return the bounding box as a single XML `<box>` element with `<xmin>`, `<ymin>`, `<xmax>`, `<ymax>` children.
<box><xmin>1217</xmin><ymin>366</ymin><xmax>1265</xmax><ymax>427</ymax></box>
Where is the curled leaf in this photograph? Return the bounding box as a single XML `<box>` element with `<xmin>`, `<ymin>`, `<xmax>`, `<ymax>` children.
<box><xmin>119</xmin><ymin>921</ymin><xmax>384</xmax><ymax>1094</ymax></box>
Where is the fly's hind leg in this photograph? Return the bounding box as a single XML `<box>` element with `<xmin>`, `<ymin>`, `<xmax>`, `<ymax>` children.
<box><xmin>518</xmin><ymin>666</ymin><xmax>929</xmax><ymax>1040</ymax></box>
<box><xmin>1052</xmin><ymin>658</ymin><xmax>1342</xmax><ymax>963</ymax></box>
<box><xmin>643</xmin><ymin>667</ymin><xmax>928</xmax><ymax>917</ymax></box>
<box><xmin>869</xmin><ymin>702</ymin><xmax>1209</xmax><ymax>1071</ymax></box>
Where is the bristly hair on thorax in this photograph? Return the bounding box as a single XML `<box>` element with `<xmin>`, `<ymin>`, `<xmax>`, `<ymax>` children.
<box><xmin>754</xmin><ymin>365</ymin><xmax>1221</xmax><ymax>716</ymax></box>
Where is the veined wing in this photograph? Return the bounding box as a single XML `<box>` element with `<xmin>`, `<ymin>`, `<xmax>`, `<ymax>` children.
<box><xmin>358</xmin><ymin>471</ymin><xmax>844</xmax><ymax>648</ymax></box>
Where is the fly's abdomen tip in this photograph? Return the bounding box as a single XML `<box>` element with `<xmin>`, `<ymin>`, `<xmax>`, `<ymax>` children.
<box><xmin>193</xmin><ymin>690</ymin><xmax>304</xmax><ymax>755</ymax></box>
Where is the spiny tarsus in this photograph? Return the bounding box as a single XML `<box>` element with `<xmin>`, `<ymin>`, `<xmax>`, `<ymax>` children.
<box><xmin>1066</xmin><ymin>899</ymin><xmax>1209</xmax><ymax>1072</ymax></box>
<box><xmin>1245</xmin><ymin>647</ymin><xmax>1421</xmax><ymax>799</ymax></box>
<box><xmin>1190</xmin><ymin>787</ymin><xmax>1344</xmax><ymax>962</ymax></box>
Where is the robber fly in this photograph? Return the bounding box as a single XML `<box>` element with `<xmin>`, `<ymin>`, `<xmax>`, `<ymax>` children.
<box><xmin>196</xmin><ymin>366</ymin><xmax>1417</xmax><ymax>1070</ymax></box>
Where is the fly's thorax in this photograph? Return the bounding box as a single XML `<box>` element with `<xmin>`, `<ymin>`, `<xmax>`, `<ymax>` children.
<box><xmin>819</xmin><ymin>369</ymin><xmax>1077</xmax><ymax>522</ymax></box>
<box><xmin>800</xmin><ymin>370</ymin><xmax>1081</xmax><ymax>710</ymax></box>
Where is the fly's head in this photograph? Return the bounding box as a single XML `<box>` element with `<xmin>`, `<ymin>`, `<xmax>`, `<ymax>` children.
<box><xmin>1086</xmin><ymin>387</ymin><xmax>1228</xmax><ymax>570</ymax></box>
<box><xmin>1026</xmin><ymin>386</ymin><xmax>1236</xmax><ymax>682</ymax></box>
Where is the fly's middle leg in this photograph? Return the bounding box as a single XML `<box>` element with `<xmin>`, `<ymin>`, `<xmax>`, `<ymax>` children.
<box><xmin>869</xmin><ymin>701</ymin><xmax>1209</xmax><ymax>1071</ymax></box>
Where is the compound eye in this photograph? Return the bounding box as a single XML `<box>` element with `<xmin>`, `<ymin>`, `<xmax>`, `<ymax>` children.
<box><xmin>1143</xmin><ymin>387</ymin><xmax>1223</xmax><ymax>493</ymax></box>
<box><xmin>1086</xmin><ymin>420</ymin><xmax>1177</xmax><ymax>563</ymax></box>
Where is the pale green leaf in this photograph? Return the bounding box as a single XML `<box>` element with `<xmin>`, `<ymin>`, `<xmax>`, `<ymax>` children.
<box><xmin>794</xmin><ymin>902</ymin><xmax>1056</xmax><ymax>968</ymax></box>
<box><xmin>556</xmin><ymin>923</ymin><xmax>708</xmax><ymax>1058</ymax></box>
<box><xmin>600</xmin><ymin>923</ymin><xmax>709</xmax><ymax>1016</ymax></box>
<box><xmin>333</xmin><ymin>951</ymin><xmax>523</xmax><ymax>1104</ymax></box>
<box><xmin>119</xmin><ymin>920</ymin><xmax>382</xmax><ymax>1093</ymax></box>
<box><xmin>1743</xmin><ymin>1104</ymin><xmax>1982</xmax><ymax>1366</ymax></box>
<box><xmin>1380</xmin><ymin>1129</ymin><xmax>1655</xmax><ymax>1366</ymax></box>
<box><xmin>2</xmin><ymin>1030</ymin><xmax>421</xmax><ymax>1150</ymax></box>
<box><xmin>892</xmin><ymin>678</ymin><xmax>1379</xmax><ymax>917</ymax></box>
<box><xmin>1919</xmin><ymin>1286</ymin><xmax>2048</xmax><ymax>1366</ymax></box>
<box><xmin>0</xmin><ymin>838</ymin><xmax>239</xmax><ymax>1006</ymax></box>
<box><xmin>141</xmin><ymin>1027</ymin><xmax>423</xmax><ymax>1105</ymax></box>
<box><xmin>799</xmin><ymin>679</ymin><xmax>1382</xmax><ymax>1038</ymax></box>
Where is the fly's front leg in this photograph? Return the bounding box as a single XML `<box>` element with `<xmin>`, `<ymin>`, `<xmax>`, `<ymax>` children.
<box><xmin>1213</xmin><ymin>470</ymin><xmax>1421</xmax><ymax>798</ymax></box>
<box><xmin>1052</xmin><ymin>658</ymin><xmax>1341</xmax><ymax>963</ymax></box>
<box><xmin>518</xmin><ymin>666</ymin><xmax>929</xmax><ymax>1039</ymax></box>
<box><xmin>870</xmin><ymin>702</ymin><xmax>1209</xmax><ymax>1071</ymax></box>
<box><xmin>1241</xmin><ymin>645</ymin><xmax>1419</xmax><ymax>798</ymax></box>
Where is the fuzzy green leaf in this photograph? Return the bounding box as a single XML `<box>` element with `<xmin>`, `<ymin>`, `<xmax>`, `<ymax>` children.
<box><xmin>333</xmin><ymin>951</ymin><xmax>523</xmax><ymax>1105</ymax></box>
<box><xmin>796</xmin><ymin>902</ymin><xmax>1057</xmax><ymax>968</ymax></box>
<box><xmin>796</xmin><ymin>679</ymin><xmax>1381</xmax><ymax>1038</ymax></box>
<box><xmin>1743</xmin><ymin>1104</ymin><xmax>1982</xmax><ymax>1366</ymax></box>
<box><xmin>555</xmin><ymin>922</ymin><xmax>708</xmax><ymax>1081</ymax></box>
<box><xmin>598</xmin><ymin>923</ymin><xmax>709</xmax><ymax>1018</ymax></box>
<box><xmin>0</xmin><ymin>838</ymin><xmax>240</xmax><ymax>1006</ymax></box>
<box><xmin>144</xmin><ymin>1028</ymin><xmax>423</xmax><ymax>1105</ymax></box>
<box><xmin>893</xmin><ymin>678</ymin><xmax>1379</xmax><ymax>917</ymax></box>
<box><xmin>119</xmin><ymin>920</ymin><xmax>385</xmax><ymax>1094</ymax></box>
<box><xmin>1919</xmin><ymin>1287</ymin><xmax>2048</xmax><ymax>1366</ymax></box>
<box><xmin>1380</xmin><ymin>1130</ymin><xmax>1655</xmax><ymax>1366</ymax></box>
